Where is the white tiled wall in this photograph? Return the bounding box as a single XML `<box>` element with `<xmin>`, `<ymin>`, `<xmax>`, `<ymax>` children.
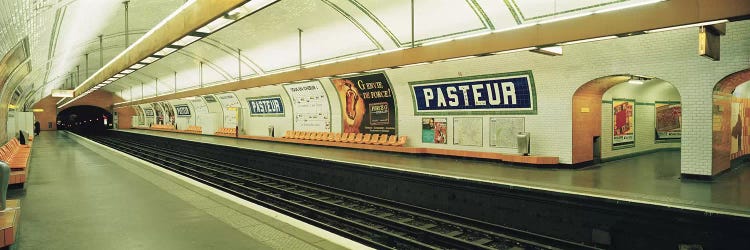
<box><xmin>153</xmin><ymin>20</ymin><xmax>750</xmax><ymax>176</ymax></box>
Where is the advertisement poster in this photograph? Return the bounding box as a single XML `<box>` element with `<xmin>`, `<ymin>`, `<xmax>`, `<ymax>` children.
<box><xmin>410</xmin><ymin>71</ymin><xmax>536</xmax><ymax>115</ymax></box>
<box><xmin>613</xmin><ymin>99</ymin><xmax>635</xmax><ymax>149</ymax></box>
<box><xmin>332</xmin><ymin>73</ymin><xmax>396</xmax><ymax>135</ymax></box>
<box><xmin>152</xmin><ymin>103</ymin><xmax>164</xmax><ymax>124</ymax></box>
<box><xmin>283</xmin><ymin>81</ymin><xmax>331</xmax><ymax>131</ymax></box>
<box><xmin>161</xmin><ymin>102</ymin><xmax>175</xmax><ymax>125</ymax></box>
<box><xmin>655</xmin><ymin>102</ymin><xmax>681</xmax><ymax>141</ymax></box>
<box><xmin>422</xmin><ymin>118</ymin><xmax>447</xmax><ymax>144</ymax></box>
<box><xmin>489</xmin><ymin>117</ymin><xmax>524</xmax><ymax>148</ymax></box>
<box><xmin>453</xmin><ymin>117</ymin><xmax>483</xmax><ymax>146</ymax></box>
<box><xmin>216</xmin><ymin>93</ymin><xmax>241</xmax><ymax>128</ymax></box>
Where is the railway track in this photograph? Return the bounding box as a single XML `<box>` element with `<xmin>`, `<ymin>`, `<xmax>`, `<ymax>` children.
<box><xmin>84</xmin><ymin>133</ymin><xmax>598</xmax><ymax>250</ymax></box>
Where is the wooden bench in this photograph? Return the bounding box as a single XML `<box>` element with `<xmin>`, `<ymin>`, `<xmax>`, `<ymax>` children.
<box><xmin>0</xmin><ymin>138</ymin><xmax>32</xmax><ymax>184</ymax></box>
<box><xmin>0</xmin><ymin>200</ymin><xmax>20</xmax><ymax>248</ymax></box>
<box><xmin>180</xmin><ymin>125</ymin><xmax>202</xmax><ymax>134</ymax></box>
<box><xmin>214</xmin><ymin>127</ymin><xmax>236</xmax><ymax>137</ymax></box>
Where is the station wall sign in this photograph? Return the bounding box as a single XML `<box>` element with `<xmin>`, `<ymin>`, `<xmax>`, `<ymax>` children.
<box><xmin>247</xmin><ymin>95</ymin><xmax>285</xmax><ymax>116</ymax></box>
<box><xmin>174</xmin><ymin>104</ymin><xmax>191</xmax><ymax>116</ymax></box>
<box><xmin>143</xmin><ymin>108</ymin><xmax>155</xmax><ymax>117</ymax></box>
<box><xmin>409</xmin><ymin>70</ymin><xmax>537</xmax><ymax>115</ymax></box>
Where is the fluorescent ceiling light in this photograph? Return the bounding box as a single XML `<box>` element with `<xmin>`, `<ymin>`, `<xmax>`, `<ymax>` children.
<box><xmin>364</xmin><ymin>67</ymin><xmax>393</xmax><ymax>72</ymax></box>
<box><xmin>645</xmin><ymin>19</ymin><xmax>729</xmax><ymax>33</ymax></box>
<box><xmin>108</xmin><ymin>78</ymin><xmax>118</xmax><ymax>82</ymax></box>
<box><xmin>171</xmin><ymin>35</ymin><xmax>201</xmax><ymax>46</ymax></box>
<box><xmin>335</xmin><ymin>72</ymin><xmax>359</xmax><ymax>77</ymax></box>
<box><xmin>594</xmin><ymin>0</ymin><xmax>665</xmax><ymax>14</ymax></box>
<box><xmin>435</xmin><ymin>55</ymin><xmax>478</xmax><ymax>63</ymax></box>
<box><xmin>97</xmin><ymin>83</ymin><xmax>106</xmax><ymax>87</ymax></box>
<box><xmin>154</xmin><ymin>47</ymin><xmax>178</xmax><ymax>56</ymax></box>
<box><xmin>196</xmin><ymin>18</ymin><xmax>234</xmax><ymax>33</ymax></box>
<box><xmin>421</xmin><ymin>38</ymin><xmax>453</xmax><ymax>46</ymax></box>
<box><xmin>560</xmin><ymin>36</ymin><xmax>618</xmax><ymax>45</ymax></box>
<box><xmin>398</xmin><ymin>62</ymin><xmax>430</xmax><ymax>68</ymax></box>
<box><xmin>628</xmin><ymin>79</ymin><xmax>644</xmax><ymax>84</ymax></box>
<box><xmin>140</xmin><ymin>57</ymin><xmax>160</xmax><ymax>64</ymax></box>
<box><xmin>114</xmin><ymin>74</ymin><xmax>125</xmax><ymax>78</ymax></box>
<box><xmin>537</xmin><ymin>12</ymin><xmax>591</xmax><ymax>25</ymax></box>
<box><xmin>130</xmin><ymin>63</ymin><xmax>146</xmax><ymax>69</ymax></box>
<box><xmin>493</xmin><ymin>23</ymin><xmax>536</xmax><ymax>33</ymax></box>
<box><xmin>491</xmin><ymin>47</ymin><xmax>537</xmax><ymax>55</ymax></box>
<box><xmin>454</xmin><ymin>31</ymin><xmax>491</xmax><ymax>41</ymax></box>
<box><xmin>532</xmin><ymin>46</ymin><xmax>563</xmax><ymax>56</ymax></box>
<box><xmin>121</xmin><ymin>69</ymin><xmax>135</xmax><ymax>74</ymax></box>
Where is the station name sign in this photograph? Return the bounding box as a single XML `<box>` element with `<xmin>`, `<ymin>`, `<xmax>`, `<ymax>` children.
<box><xmin>410</xmin><ymin>71</ymin><xmax>536</xmax><ymax>115</ymax></box>
<box><xmin>174</xmin><ymin>104</ymin><xmax>191</xmax><ymax>116</ymax></box>
<box><xmin>247</xmin><ymin>96</ymin><xmax>285</xmax><ymax>115</ymax></box>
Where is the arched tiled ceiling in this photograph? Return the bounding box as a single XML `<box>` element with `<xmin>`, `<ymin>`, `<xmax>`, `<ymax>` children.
<box><xmin>2</xmin><ymin>0</ymin><xmax>663</xmax><ymax>108</ymax></box>
<box><xmin>0</xmin><ymin>0</ymin><xmax>185</xmax><ymax>108</ymax></box>
<box><xmin>98</xmin><ymin>0</ymin><xmax>664</xmax><ymax>103</ymax></box>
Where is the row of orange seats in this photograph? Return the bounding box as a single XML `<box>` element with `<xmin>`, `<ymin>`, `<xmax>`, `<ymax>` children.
<box><xmin>183</xmin><ymin>125</ymin><xmax>202</xmax><ymax>134</ymax></box>
<box><xmin>282</xmin><ymin>131</ymin><xmax>406</xmax><ymax>146</ymax></box>
<box><xmin>0</xmin><ymin>138</ymin><xmax>30</xmax><ymax>170</ymax></box>
<box><xmin>151</xmin><ymin>124</ymin><xmax>176</xmax><ymax>130</ymax></box>
<box><xmin>215</xmin><ymin>127</ymin><xmax>236</xmax><ymax>135</ymax></box>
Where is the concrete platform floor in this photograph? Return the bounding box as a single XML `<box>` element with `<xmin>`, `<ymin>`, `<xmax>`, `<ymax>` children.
<box><xmin>122</xmin><ymin>129</ymin><xmax>750</xmax><ymax>217</ymax></box>
<box><xmin>10</xmin><ymin>131</ymin><xmax>350</xmax><ymax>250</ymax></box>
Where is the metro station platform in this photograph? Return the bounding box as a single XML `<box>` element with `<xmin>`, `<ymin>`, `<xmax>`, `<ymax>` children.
<box><xmin>12</xmin><ymin>131</ymin><xmax>359</xmax><ymax>249</ymax></box>
<box><xmin>120</xmin><ymin>129</ymin><xmax>750</xmax><ymax>218</ymax></box>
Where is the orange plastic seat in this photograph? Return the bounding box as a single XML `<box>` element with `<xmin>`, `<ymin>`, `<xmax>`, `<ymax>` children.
<box><xmin>385</xmin><ymin>135</ymin><xmax>397</xmax><ymax>145</ymax></box>
<box><xmin>366</xmin><ymin>134</ymin><xmax>380</xmax><ymax>144</ymax></box>
<box><xmin>358</xmin><ymin>134</ymin><xmax>371</xmax><ymax>144</ymax></box>
<box><xmin>313</xmin><ymin>132</ymin><xmax>325</xmax><ymax>141</ymax></box>
<box><xmin>329</xmin><ymin>133</ymin><xmax>341</xmax><ymax>142</ymax></box>
<box><xmin>351</xmin><ymin>133</ymin><xmax>363</xmax><ymax>143</ymax></box>
<box><xmin>393</xmin><ymin>136</ymin><xmax>407</xmax><ymax>146</ymax></box>
<box><xmin>337</xmin><ymin>133</ymin><xmax>350</xmax><ymax>142</ymax></box>
<box><xmin>344</xmin><ymin>133</ymin><xmax>357</xmax><ymax>142</ymax></box>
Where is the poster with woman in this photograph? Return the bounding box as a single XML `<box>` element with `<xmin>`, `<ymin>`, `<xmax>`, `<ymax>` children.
<box><xmin>331</xmin><ymin>73</ymin><xmax>396</xmax><ymax>135</ymax></box>
<box><xmin>613</xmin><ymin>99</ymin><xmax>635</xmax><ymax>149</ymax></box>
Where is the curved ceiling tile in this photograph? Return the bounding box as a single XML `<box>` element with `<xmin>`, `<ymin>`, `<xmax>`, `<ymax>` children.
<box><xmin>352</xmin><ymin>0</ymin><xmax>489</xmax><ymax>46</ymax></box>
<box><xmin>211</xmin><ymin>0</ymin><xmax>378</xmax><ymax>72</ymax></box>
<box><xmin>201</xmin><ymin>38</ymin><xmax>261</xmax><ymax>78</ymax></box>
<box><xmin>509</xmin><ymin>0</ymin><xmax>653</xmax><ymax>23</ymax></box>
<box><xmin>325</xmin><ymin>0</ymin><xmax>408</xmax><ymax>49</ymax></box>
<box><xmin>177</xmin><ymin>41</ymin><xmax>242</xmax><ymax>80</ymax></box>
<box><xmin>476</xmin><ymin>0</ymin><xmax>522</xmax><ymax>29</ymax></box>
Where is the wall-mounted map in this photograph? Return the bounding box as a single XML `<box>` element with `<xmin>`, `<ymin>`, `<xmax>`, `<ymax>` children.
<box><xmin>489</xmin><ymin>117</ymin><xmax>524</xmax><ymax>148</ymax></box>
<box><xmin>283</xmin><ymin>81</ymin><xmax>331</xmax><ymax>131</ymax></box>
<box><xmin>453</xmin><ymin>117</ymin><xmax>483</xmax><ymax>146</ymax></box>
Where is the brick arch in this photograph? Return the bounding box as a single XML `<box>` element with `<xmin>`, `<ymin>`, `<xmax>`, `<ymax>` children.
<box><xmin>572</xmin><ymin>75</ymin><xmax>631</xmax><ymax>164</ymax></box>
<box><xmin>572</xmin><ymin>75</ymin><xmax>681</xmax><ymax>164</ymax></box>
<box><xmin>711</xmin><ymin>68</ymin><xmax>750</xmax><ymax>174</ymax></box>
<box><xmin>32</xmin><ymin>90</ymin><xmax>135</xmax><ymax>131</ymax></box>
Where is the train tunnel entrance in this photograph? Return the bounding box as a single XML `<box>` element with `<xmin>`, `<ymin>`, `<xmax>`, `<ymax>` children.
<box><xmin>572</xmin><ymin>75</ymin><xmax>682</xmax><ymax>165</ymax></box>
<box><xmin>57</xmin><ymin>105</ymin><xmax>113</xmax><ymax>132</ymax></box>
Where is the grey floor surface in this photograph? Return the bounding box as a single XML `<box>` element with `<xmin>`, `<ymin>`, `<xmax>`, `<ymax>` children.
<box><xmin>123</xmin><ymin>129</ymin><xmax>750</xmax><ymax>216</ymax></box>
<box><xmin>11</xmin><ymin>131</ymin><xmax>295</xmax><ymax>250</ymax></box>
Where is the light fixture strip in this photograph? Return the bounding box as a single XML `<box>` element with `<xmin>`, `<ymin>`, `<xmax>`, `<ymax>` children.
<box><xmin>560</xmin><ymin>36</ymin><xmax>618</xmax><ymax>45</ymax></box>
<box><xmin>645</xmin><ymin>19</ymin><xmax>729</xmax><ymax>33</ymax></box>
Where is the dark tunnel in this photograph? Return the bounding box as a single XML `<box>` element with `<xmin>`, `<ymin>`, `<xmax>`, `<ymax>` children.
<box><xmin>56</xmin><ymin>105</ymin><xmax>113</xmax><ymax>133</ymax></box>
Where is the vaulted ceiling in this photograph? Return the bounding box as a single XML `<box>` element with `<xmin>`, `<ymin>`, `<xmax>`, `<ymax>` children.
<box><xmin>0</xmin><ymin>0</ymin><xmax>693</xmax><ymax>109</ymax></box>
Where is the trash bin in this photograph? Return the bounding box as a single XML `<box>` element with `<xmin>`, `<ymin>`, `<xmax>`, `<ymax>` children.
<box><xmin>0</xmin><ymin>161</ymin><xmax>9</xmax><ymax>210</ymax></box>
<box><xmin>268</xmin><ymin>125</ymin><xmax>275</xmax><ymax>137</ymax></box>
<box><xmin>517</xmin><ymin>132</ymin><xmax>530</xmax><ymax>156</ymax></box>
